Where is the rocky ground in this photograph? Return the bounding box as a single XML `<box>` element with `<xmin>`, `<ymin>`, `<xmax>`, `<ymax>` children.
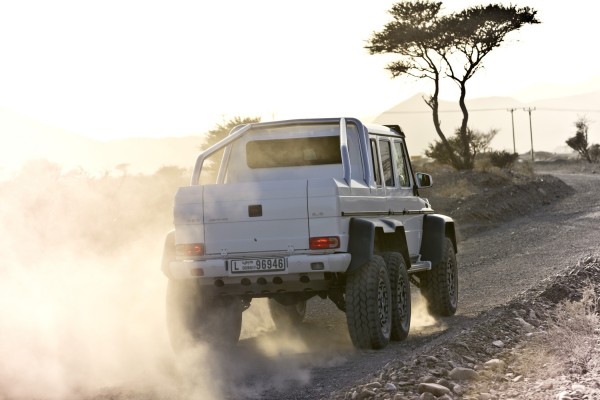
<box><xmin>327</xmin><ymin>161</ymin><xmax>600</xmax><ymax>400</ymax></box>
<box><xmin>333</xmin><ymin>256</ymin><xmax>600</xmax><ymax>400</ymax></box>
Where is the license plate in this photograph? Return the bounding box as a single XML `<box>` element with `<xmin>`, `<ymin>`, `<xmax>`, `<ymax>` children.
<box><xmin>230</xmin><ymin>257</ymin><xmax>287</xmax><ymax>273</ymax></box>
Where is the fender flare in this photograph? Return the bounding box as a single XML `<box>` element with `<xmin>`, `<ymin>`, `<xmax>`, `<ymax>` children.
<box><xmin>347</xmin><ymin>217</ymin><xmax>407</xmax><ymax>273</ymax></box>
<box><xmin>419</xmin><ymin>214</ymin><xmax>457</xmax><ymax>266</ymax></box>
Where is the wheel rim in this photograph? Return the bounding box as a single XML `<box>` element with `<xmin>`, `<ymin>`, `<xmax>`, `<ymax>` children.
<box><xmin>446</xmin><ymin>255</ymin><xmax>458</xmax><ymax>308</ymax></box>
<box><xmin>397</xmin><ymin>274</ymin><xmax>409</xmax><ymax>328</ymax></box>
<box><xmin>378</xmin><ymin>274</ymin><xmax>390</xmax><ymax>334</ymax></box>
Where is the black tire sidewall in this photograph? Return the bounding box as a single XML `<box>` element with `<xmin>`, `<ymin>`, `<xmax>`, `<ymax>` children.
<box><xmin>345</xmin><ymin>255</ymin><xmax>392</xmax><ymax>349</ymax></box>
<box><xmin>381</xmin><ymin>252</ymin><xmax>411</xmax><ymax>341</ymax></box>
<box><xmin>421</xmin><ymin>238</ymin><xmax>458</xmax><ymax>317</ymax></box>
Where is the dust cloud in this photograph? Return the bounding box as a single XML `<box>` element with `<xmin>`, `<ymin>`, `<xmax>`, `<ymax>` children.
<box><xmin>0</xmin><ymin>159</ymin><xmax>445</xmax><ymax>400</ymax></box>
<box><xmin>410</xmin><ymin>294</ymin><xmax>441</xmax><ymax>329</ymax></box>
<box><xmin>0</xmin><ymin>160</ymin><xmax>175</xmax><ymax>399</ymax></box>
<box><xmin>175</xmin><ymin>300</ymin><xmax>316</xmax><ymax>399</ymax></box>
<box><xmin>0</xmin><ymin>160</ymin><xmax>324</xmax><ymax>400</ymax></box>
<box><xmin>0</xmin><ymin>242</ymin><xmax>173</xmax><ymax>398</ymax></box>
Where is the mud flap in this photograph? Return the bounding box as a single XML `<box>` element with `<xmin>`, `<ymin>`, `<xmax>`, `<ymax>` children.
<box><xmin>420</xmin><ymin>214</ymin><xmax>457</xmax><ymax>265</ymax></box>
<box><xmin>347</xmin><ymin>219</ymin><xmax>375</xmax><ymax>273</ymax></box>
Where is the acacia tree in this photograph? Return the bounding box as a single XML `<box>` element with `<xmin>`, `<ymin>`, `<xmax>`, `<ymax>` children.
<box><xmin>366</xmin><ymin>1</ymin><xmax>539</xmax><ymax>170</ymax></box>
<box><xmin>566</xmin><ymin>116</ymin><xmax>595</xmax><ymax>163</ymax></box>
<box><xmin>367</xmin><ymin>2</ymin><xmax>459</xmax><ymax>166</ymax></box>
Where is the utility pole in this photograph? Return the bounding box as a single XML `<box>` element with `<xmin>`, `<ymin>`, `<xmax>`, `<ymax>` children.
<box><xmin>507</xmin><ymin>108</ymin><xmax>517</xmax><ymax>154</ymax></box>
<box><xmin>523</xmin><ymin>107</ymin><xmax>536</xmax><ymax>162</ymax></box>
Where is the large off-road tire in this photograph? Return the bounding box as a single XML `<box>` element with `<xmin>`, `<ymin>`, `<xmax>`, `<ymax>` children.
<box><xmin>419</xmin><ymin>237</ymin><xmax>458</xmax><ymax>316</ymax></box>
<box><xmin>345</xmin><ymin>255</ymin><xmax>392</xmax><ymax>349</ymax></box>
<box><xmin>381</xmin><ymin>252</ymin><xmax>411</xmax><ymax>341</ymax></box>
<box><xmin>268</xmin><ymin>299</ymin><xmax>307</xmax><ymax>329</ymax></box>
<box><xmin>166</xmin><ymin>279</ymin><xmax>242</xmax><ymax>352</ymax></box>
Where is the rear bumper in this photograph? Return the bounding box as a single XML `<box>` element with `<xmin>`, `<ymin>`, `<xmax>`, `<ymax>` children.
<box><xmin>166</xmin><ymin>253</ymin><xmax>351</xmax><ymax>296</ymax></box>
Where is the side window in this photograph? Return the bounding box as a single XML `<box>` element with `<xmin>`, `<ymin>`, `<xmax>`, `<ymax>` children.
<box><xmin>346</xmin><ymin>123</ymin><xmax>363</xmax><ymax>181</ymax></box>
<box><xmin>393</xmin><ymin>141</ymin><xmax>410</xmax><ymax>187</ymax></box>
<box><xmin>380</xmin><ymin>139</ymin><xmax>394</xmax><ymax>187</ymax></box>
<box><xmin>369</xmin><ymin>139</ymin><xmax>381</xmax><ymax>187</ymax></box>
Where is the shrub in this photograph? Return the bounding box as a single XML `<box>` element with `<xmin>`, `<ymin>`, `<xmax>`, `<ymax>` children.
<box><xmin>590</xmin><ymin>144</ymin><xmax>600</xmax><ymax>163</ymax></box>
<box><xmin>425</xmin><ymin>127</ymin><xmax>497</xmax><ymax>170</ymax></box>
<box><xmin>517</xmin><ymin>283</ymin><xmax>600</xmax><ymax>379</ymax></box>
<box><xmin>489</xmin><ymin>150</ymin><xmax>519</xmax><ymax>169</ymax></box>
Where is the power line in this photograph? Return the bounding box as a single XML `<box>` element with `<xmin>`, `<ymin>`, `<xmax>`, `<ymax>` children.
<box><xmin>535</xmin><ymin>108</ymin><xmax>600</xmax><ymax>113</ymax></box>
<box><xmin>383</xmin><ymin>107</ymin><xmax>600</xmax><ymax>114</ymax></box>
<box><xmin>384</xmin><ymin>108</ymin><xmax>508</xmax><ymax>114</ymax></box>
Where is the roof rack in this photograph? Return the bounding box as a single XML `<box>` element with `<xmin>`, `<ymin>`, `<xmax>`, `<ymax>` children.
<box><xmin>383</xmin><ymin>124</ymin><xmax>404</xmax><ymax>135</ymax></box>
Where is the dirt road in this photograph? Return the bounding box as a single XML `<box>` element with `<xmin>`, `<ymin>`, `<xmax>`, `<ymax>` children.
<box><xmin>72</xmin><ymin>170</ymin><xmax>598</xmax><ymax>400</ymax></box>
<box><xmin>228</xmin><ymin>170</ymin><xmax>600</xmax><ymax>400</ymax></box>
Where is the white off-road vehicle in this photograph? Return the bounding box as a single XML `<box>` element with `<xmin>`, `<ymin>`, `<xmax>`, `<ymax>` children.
<box><xmin>161</xmin><ymin>118</ymin><xmax>458</xmax><ymax>350</ymax></box>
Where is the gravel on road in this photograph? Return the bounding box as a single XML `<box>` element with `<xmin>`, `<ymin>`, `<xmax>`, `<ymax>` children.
<box><xmin>66</xmin><ymin>167</ymin><xmax>600</xmax><ymax>400</ymax></box>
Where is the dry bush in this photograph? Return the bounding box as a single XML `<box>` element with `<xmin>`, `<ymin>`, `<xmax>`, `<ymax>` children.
<box><xmin>474</xmin><ymin>155</ymin><xmax>494</xmax><ymax>172</ymax></box>
<box><xmin>513</xmin><ymin>160</ymin><xmax>534</xmax><ymax>177</ymax></box>
<box><xmin>545</xmin><ymin>286</ymin><xmax>598</xmax><ymax>374</ymax></box>
<box><xmin>434</xmin><ymin>178</ymin><xmax>476</xmax><ymax>199</ymax></box>
<box><xmin>475</xmin><ymin>151</ymin><xmax>518</xmax><ymax>172</ymax></box>
<box><xmin>475</xmin><ymin>157</ymin><xmax>533</xmax><ymax>178</ymax></box>
<box><xmin>410</xmin><ymin>157</ymin><xmax>442</xmax><ymax>174</ymax></box>
<box><xmin>488</xmin><ymin>151</ymin><xmax>519</xmax><ymax>169</ymax></box>
<box><xmin>517</xmin><ymin>284</ymin><xmax>600</xmax><ymax>378</ymax></box>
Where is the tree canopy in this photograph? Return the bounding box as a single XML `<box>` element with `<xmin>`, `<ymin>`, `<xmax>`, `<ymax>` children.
<box><xmin>367</xmin><ymin>1</ymin><xmax>539</xmax><ymax>169</ymax></box>
<box><xmin>202</xmin><ymin>116</ymin><xmax>261</xmax><ymax>150</ymax></box>
<box><xmin>566</xmin><ymin>116</ymin><xmax>598</xmax><ymax>163</ymax></box>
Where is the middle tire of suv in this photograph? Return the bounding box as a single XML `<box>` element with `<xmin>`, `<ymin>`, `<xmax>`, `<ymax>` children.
<box><xmin>381</xmin><ymin>252</ymin><xmax>411</xmax><ymax>341</ymax></box>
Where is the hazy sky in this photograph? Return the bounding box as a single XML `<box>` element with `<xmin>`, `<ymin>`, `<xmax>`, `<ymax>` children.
<box><xmin>1</xmin><ymin>0</ymin><xmax>599</xmax><ymax>141</ymax></box>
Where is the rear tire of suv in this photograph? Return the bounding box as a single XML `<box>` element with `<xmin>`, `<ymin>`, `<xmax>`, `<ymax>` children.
<box><xmin>381</xmin><ymin>252</ymin><xmax>411</xmax><ymax>341</ymax></box>
<box><xmin>345</xmin><ymin>255</ymin><xmax>392</xmax><ymax>349</ymax></box>
<box><xmin>166</xmin><ymin>280</ymin><xmax>243</xmax><ymax>352</ymax></box>
<box><xmin>419</xmin><ymin>237</ymin><xmax>458</xmax><ymax>316</ymax></box>
<box><xmin>268</xmin><ymin>299</ymin><xmax>307</xmax><ymax>328</ymax></box>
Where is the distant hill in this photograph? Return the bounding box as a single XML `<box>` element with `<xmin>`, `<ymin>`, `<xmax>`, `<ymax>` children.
<box><xmin>373</xmin><ymin>90</ymin><xmax>600</xmax><ymax>156</ymax></box>
<box><xmin>93</xmin><ymin>136</ymin><xmax>202</xmax><ymax>175</ymax></box>
<box><xmin>3</xmin><ymin>89</ymin><xmax>598</xmax><ymax>177</ymax></box>
<box><xmin>0</xmin><ymin>108</ymin><xmax>202</xmax><ymax>177</ymax></box>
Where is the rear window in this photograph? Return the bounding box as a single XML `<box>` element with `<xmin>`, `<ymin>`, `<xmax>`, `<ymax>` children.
<box><xmin>246</xmin><ymin>136</ymin><xmax>341</xmax><ymax>168</ymax></box>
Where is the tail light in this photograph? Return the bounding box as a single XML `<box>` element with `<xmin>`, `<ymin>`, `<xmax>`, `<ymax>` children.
<box><xmin>176</xmin><ymin>243</ymin><xmax>204</xmax><ymax>257</ymax></box>
<box><xmin>310</xmin><ymin>236</ymin><xmax>340</xmax><ymax>250</ymax></box>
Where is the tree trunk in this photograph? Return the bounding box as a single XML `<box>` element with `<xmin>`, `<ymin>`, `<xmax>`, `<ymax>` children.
<box><xmin>425</xmin><ymin>75</ymin><xmax>462</xmax><ymax>169</ymax></box>
<box><xmin>457</xmin><ymin>82</ymin><xmax>473</xmax><ymax>169</ymax></box>
<box><xmin>583</xmin><ymin>149</ymin><xmax>592</xmax><ymax>163</ymax></box>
